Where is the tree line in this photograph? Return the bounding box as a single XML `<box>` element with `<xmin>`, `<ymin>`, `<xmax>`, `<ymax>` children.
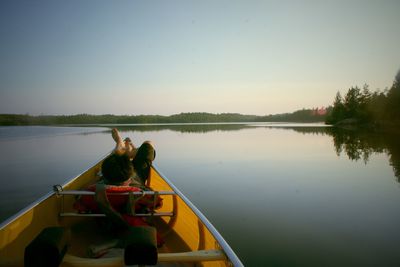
<box><xmin>325</xmin><ymin>70</ymin><xmax>400</xmax><ymax>126</ymax></box>
<box><xmin>0</xmin><ymin>109</ymin><xmax>327</xmax><ymax>126</ymax></box>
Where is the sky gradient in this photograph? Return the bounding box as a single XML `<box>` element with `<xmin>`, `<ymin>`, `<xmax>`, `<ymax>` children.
<box><xmin>1</xmin><ymin>0</ymin><xmax>399</xmax><ymax>115</ymax></box>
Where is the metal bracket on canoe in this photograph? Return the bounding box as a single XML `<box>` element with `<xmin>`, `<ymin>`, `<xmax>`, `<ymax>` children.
<box><xmin>53</xmin><ymin>184</ymin><xmax>66</xmax><ymax>213</ymax></box>
<box><xmin>53</xmin><ymin>184</ymin><xmax>63</xmax><ymax>196</ymax></box>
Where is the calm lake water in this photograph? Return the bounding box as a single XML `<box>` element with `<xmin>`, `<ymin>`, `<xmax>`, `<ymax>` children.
<box><xmin>1</xmin><ymin>124</ymin><xmax>399</xmax><ymax>266</ymax></box>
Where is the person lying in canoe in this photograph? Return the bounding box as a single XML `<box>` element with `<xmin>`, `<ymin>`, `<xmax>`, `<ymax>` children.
<box><xmin>107</xmin><ymin>128</ymin><xmax>156</xmax><ymax>187</ymax></box>
<box><xmin>73</xmin><ymin>129</ymin><xmax>164</xmax><ymax>254</ymax></box>
<box><xmin>75</xmin><ymin>128</ymin><xmax>161</xmax><ymax>213</ymax></box>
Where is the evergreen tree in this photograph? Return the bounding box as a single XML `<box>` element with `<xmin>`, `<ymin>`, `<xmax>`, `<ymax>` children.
<box><xmin>368</xmin><ymin>90</ymin><xmax>387</xmax><ymax>121</ymax></box>
<box><xmin>343</xmin><ymin>86</ymin><xmax>361</xmax><ymax>119</ymax></box>
<box><xmin>358</xmin><ymin>84</ymin><xmax>372</xmax><ymax>122</ymax></box>
<box><xmin>385</xmin><ymin>69</ymin><xmax>400</xmax><ymax>120</ymax></box>
<box><xmin>326</xmin><ymin>91</ymin><xmax>345</xmax><ymax>124</ymax></box>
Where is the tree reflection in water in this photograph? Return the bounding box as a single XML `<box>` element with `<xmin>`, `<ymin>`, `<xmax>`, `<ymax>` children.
<box><xmin>290</xmin><ymin>126</ymin><xmax>400</xmax><ymax>182</ymax></box>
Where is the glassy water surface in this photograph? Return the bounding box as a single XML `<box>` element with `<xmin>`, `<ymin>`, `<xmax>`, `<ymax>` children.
<box><xmin>0</xmin><ymin>124</ymin><xmax>399</xmax><ymax>266</ymax></box>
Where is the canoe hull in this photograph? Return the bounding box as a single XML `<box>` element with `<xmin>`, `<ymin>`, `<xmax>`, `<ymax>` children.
<box><xmin>0</xmin><ymin>159</ymin><xmax>241</xmax><ymax>266</ymax></box>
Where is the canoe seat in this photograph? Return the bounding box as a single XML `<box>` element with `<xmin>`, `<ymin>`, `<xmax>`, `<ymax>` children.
<box><xmin>124</xmin><ymin>226</ymin><xmax>158</xmax><ymax>265</ymax></box>
<box><xmin>24</xmin><ymin>227</ymin><xmax>70</xmax><ymax>267</ymax></box>
<box><xmin>86</xmin><ymin>226</ymin><xmax>159</xmax><ymax>265</ymax></box>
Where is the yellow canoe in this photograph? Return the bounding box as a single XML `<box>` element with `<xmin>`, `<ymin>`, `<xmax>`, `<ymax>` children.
<box><xmin>0</xmin><ymin>156</ymin><xmax>243</xmax><ymax>267</ymax></box>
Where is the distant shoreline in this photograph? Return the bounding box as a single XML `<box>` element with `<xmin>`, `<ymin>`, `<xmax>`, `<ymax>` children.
<box><xmin>0</xmin><ymin>110</ymin><xmax>327</xmax><ymax>126</ymax></box>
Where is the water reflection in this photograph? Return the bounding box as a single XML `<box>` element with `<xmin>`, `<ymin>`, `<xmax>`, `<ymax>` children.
<box><xmin>265</xmin><ymin>126</ymin><xmax>400</xmax><ymax>181</ymax></box>
<box><xmin>1</xmin><ymin>125</ymin><xmax>399</xmax><ymax>266</ymax></box>
<box><xmin>327</xmin><ymin>128</ymin><xmax>400</xmax><ymax>181</ymax></box>
<box><xmin>101</xmin><ymin>123</ymin><xmax>253</xmax><ymax>133</ymax></box>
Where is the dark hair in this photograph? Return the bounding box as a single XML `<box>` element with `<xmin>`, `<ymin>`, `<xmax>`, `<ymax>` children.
<box><xmin>133</xmin><ymin>142</ymin><xmax>156</xmax><ymax>183</ymax></box>
<box><xmin>101</xmin><ymin>154</ymin><xmax>133</xmax><ymax>184</ymax></box>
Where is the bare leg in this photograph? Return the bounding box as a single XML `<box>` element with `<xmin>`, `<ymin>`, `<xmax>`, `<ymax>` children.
<box><xmin>112</xmin><ymin>128</ymin><xmax>125</xmax><ymax>155</ymax></box>
<box><xmin>112</xmin><ymin>128</ymin><xmax>137</xmax><ymax>157</ymax></box>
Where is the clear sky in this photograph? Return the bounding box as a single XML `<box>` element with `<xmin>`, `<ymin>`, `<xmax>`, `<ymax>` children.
<box><xmin>1</xmin><ymin>0</ymin><xmax>399</xmax><ymax>116</ymax></box>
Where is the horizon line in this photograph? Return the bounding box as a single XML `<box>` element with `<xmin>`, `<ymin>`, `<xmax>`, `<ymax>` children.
<box><xmin>0</xmin><ymin>107</ymin><xmax>329</xmax><ymax>117</ymax></box>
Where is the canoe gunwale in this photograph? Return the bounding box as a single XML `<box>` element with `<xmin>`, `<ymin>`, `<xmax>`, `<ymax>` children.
<box><xmin>152</xmin><ymin>164</ymin><xmax>244</xmax><ymax>267</ymax></box>
<box><xmin>0</xmin><ymin>190</ymin><xmax>54</xmax><ymax>230</ymax></box>
<box><xmin>0</xmin><ymin>153</ymin><xmax>109</xmax><ymax>230</ymax></box>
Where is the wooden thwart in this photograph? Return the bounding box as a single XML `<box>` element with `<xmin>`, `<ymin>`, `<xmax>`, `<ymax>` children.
<box><xmin>63</xmin><ymin>249</ymin><xmax>226</xmax><ymax>266</ymax></box>
<box><xmin>159</xmin><ymin>249</ymin><xmax>226</xmax><ymax>262</ymax></box>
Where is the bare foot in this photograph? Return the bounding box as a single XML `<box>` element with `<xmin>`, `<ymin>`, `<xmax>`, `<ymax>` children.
<box><xmin>124</xmin><ymin>138</ymin><xmax>137</xmax><ymax>158</ymax></box>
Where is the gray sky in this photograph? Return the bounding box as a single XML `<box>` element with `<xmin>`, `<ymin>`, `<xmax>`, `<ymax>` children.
<box><xmin>1</xmin><ymin>0</ymin><xmax>399</xmax><ymax>115</ymax></box>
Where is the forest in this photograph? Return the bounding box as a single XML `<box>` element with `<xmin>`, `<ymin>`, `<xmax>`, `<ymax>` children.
<box><xmin>325</xmin><ymin>70</ymin><xmax>400</xmax><ymax>127</ymax></box>
<box><xmin>0</xmin><ymin>109</ymin><xmax>327</xmax><ymax>126</ymax></box>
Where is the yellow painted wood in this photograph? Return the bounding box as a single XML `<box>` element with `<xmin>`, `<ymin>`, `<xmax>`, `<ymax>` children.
<box><xmin>150</xmin><ymin>168</ymin><xmax>229</xmax><ymax>267</ymax></box>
